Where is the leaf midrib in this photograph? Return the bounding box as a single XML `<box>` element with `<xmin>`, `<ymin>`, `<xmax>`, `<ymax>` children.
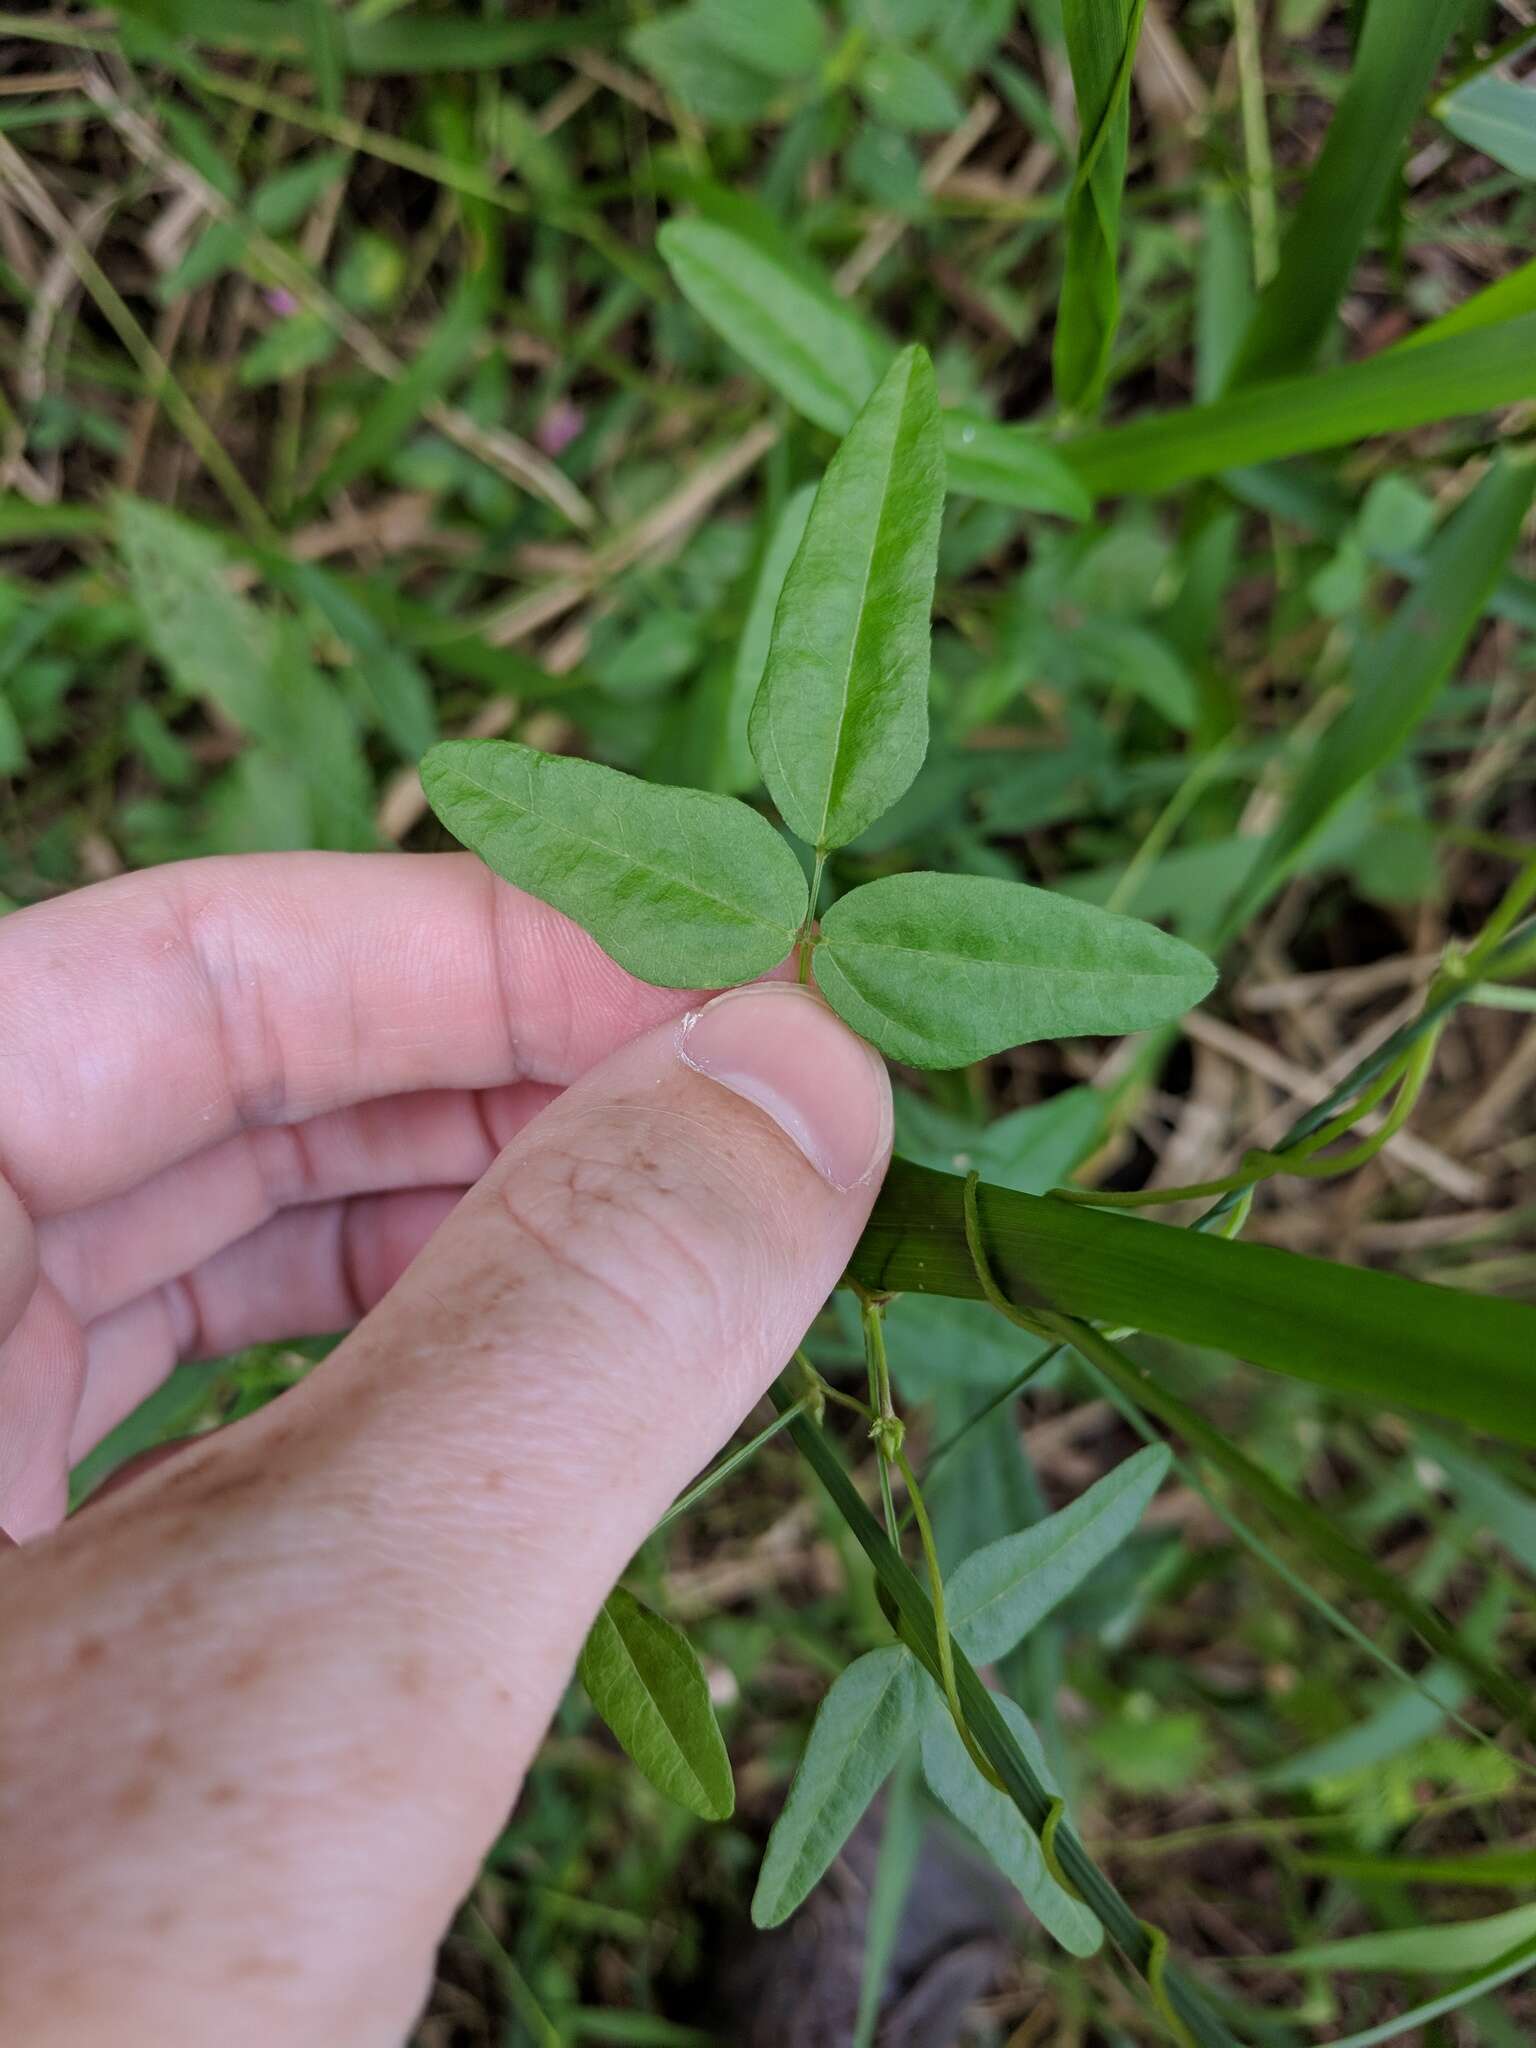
<box><xmin>449</xmin><ymin>760</ymin><xmax>796</xmax><ymax>937</ymax></box>
<box><xmin>604</xmin><ymin>1612</ymin><xmax>715</xmax><ymax>1812</ymax></box>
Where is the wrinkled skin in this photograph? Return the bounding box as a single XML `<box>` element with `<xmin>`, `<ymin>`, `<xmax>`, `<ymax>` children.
<box><xmin>0</xmin><ymin>853</ymin><xmax>890</xmax><ymax>2047</ymax></box>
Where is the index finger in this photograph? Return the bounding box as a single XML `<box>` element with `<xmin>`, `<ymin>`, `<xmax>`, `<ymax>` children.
<box><xmin>0</xmin><ymin>851</ymin><xmax>696</xmax><ymax>1218</ymax></box>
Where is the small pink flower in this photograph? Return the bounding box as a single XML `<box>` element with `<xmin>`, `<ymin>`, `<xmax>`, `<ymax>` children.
<box><xmin>535</xmin><ymin>400</ymin><xmax>585</xmax><ymax>457</ymax></box>
<box><xmin>263</xmin><ymin>288</ymin><xmax>299</xmax><ymax>317</ymax></box>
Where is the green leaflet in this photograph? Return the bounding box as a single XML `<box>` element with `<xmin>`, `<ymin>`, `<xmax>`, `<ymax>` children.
<box><xmin>1437</xmin><ymin>69</ymin><xmax>1536</xmax><ymax>181</ymax></box>
<box><xmin>947</xmin><ymin>1444</ymin><xmax>1171</xmax><ymax>1664</ymax></box>
<box><xmin>1225</xmin><ymin>0</ymin><xmax>1467</xmax><ymax>388</ymax></box>
<box><xmin>750</xmin><ymin>1646</ymin><xmax>922</xmax><ymax>1928</ymax></box>
<box><xmin>919</xmin><ymin>1693</ymin><xmax>1102</xmax><ymax>1956</ymax></box>
<box><xmin>1053</xmin><ymin>0</ymin><xmax>1144</xmax><ymax>417</ymax></box>
<box><xmin>750</xmin><ymin>347</ymin><xmax>944</xmax><ymax>852</ymax></box>
<box><xmin>659</xmin><ymin>217</ymin><xmax>888</xmax><ymax>435</ymax></box>
<box><xmin>420</xmin><ymin>739</ymin><xmax>807</xmax><ymax>988</ymax></box>
<box><xmin>577</xmin><ymin>1589</ymin><xmax>735</xmax><ymax>1822</ymax></box>
<box><xmin>1224</xmin><ymin>454</ymin><xmax>1536</xmax><ymax>930</ymax></box>
<box><xmin>113</xmin><ymin>495</ymin><xmax>373</xmax><ymax>850</ymax></box>
<box><xmin>659</xmin><ymin>220</ymin><xmax>1089</xmax><ymax>518</ymax></box>
<box><xmin>723</xmin><ymin>484</ymin><xmax>817</xmax><ymax>792</ymax></box>
<box><xmin>813</xmin><ymin>871</ymin><xmax>1217</xmax><ymax>1067</ymax></box>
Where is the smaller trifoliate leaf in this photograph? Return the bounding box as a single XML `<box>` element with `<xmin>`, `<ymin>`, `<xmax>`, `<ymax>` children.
<box><xmin>421</xmin><ymin>739</ymin><xmax>808</xmax><ymax>988</ymax></box>
<box><xmin>948</xmin><ymin>1444</ymin><xmax>1172</xmax><ymax>1664</ymax></box>
<box><xmin>751</xmin><ymin>1646</ymin><xmax>921</xmax><ymax>1928</ymax></box>
<box><xmin>750</xmin><ymin>345</ymin><xmax>944</xmax><ymax>853</ymax></box>
<box><xmin>920</xmin><ymin>1693</ymin><xmax>1103</xmax><ymax>1956</ymax></box>
<box><xmin>578</xmin><ymin>1589</ymin><xmax>735</xmax><ymax>1822</ymax></box>
<box><xmin>814</xmin><ymin>871</ymin><xmax>1217</xmax><ymax>1067</ymax></box>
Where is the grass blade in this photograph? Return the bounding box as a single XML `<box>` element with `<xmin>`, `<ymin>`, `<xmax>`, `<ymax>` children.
<box><xmin>1225</xmin><ymin>0</ymin><xmax>1467</xmax><ymax>388</ymax></box>
<box><xmin>853</xmin><ymin>1160</ymin><xmax>1536</xmax><ymax>1446</ymax></box>
<box><xmin>1224</xmin><ymin>454</ymin><xmax>1536</xmax><ymax>928</ymax></box>
<box><xmin>1063</xmin><ymin>315</ymin><xmax>1536</xmax><ymax>497</ymax></box>
<box><xmin>1053</xmin><ymin>0</ymin><xmax>1147</xmax><ymax>416</ymax></box>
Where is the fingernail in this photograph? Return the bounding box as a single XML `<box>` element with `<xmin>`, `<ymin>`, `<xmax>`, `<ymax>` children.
<box><xmin>678</xmin><ymin>983</ymin><xmax>892</xmax><ymax>1191</ymax></box>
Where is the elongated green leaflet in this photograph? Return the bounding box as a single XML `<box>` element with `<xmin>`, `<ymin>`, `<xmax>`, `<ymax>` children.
<box><xmin>1062</xmin><ymin>314</ymin><xmax>1536</xmax><ymax>497</ymax></box>
<box><xmin>1053</xmin><ymin>0</ymin><xmax>1144</xmax><ymax>416</ymax></box>
<box><xmin>814</xmin><ymin>871</ymin><xmax>1217</xmax><ymax>1067</ymax></box>
<box><xmin>578</xmin><ymin>1589</ymin><xmax>735</xmax><ymax>1822</ymax></box>
<box><xmin>420</xmin><ymin>739</ymin><xmax>808</xmax><ymax>987</ymax></box>
<box><xmin>658</xmin><ymin>217</ymin><xmax>886</xmax><ymax>436</ymax></box>
<box><xmin>919</xmin><ymin>1696</ymin><xmax>1102</xmax><ymax>1955</ymax></box>
<box><xmin>1225</xmin><ymin>455</ymin><xmax>1536</xmax><ymax>931</ymax></box>
<box><xmin>751</xmin><ymin>1647</ymin><xmax>921</xmax><ymax>1929</ymax></box>
<box><xmin>1224</xmin><ymin>0</ymin><xmax>1467</xmax><ymax>388</ymax></box>
<box><xmin>947</xmin><ymin>1443</ymin><xmax>1170</xmax><ymax>1663</ymax></box>
<box><xmin>659</xmin><ymin>219</ymin><xmax>1089</xmax><ymax>518</ymax></box>
<box><xmin>750</xmin><ymin>346</ymin><xmax>944</xmax><ymax>852</ymax></box>
<box><xmin>853</xmin><ymin>1161</ymin><xmax>1536</xmax><ymax>1447</ymax></box>
<box><xmin>767</xmin><ymin>1383</ymin><xmax>1243</xmax><ymax>2048</ymax></box>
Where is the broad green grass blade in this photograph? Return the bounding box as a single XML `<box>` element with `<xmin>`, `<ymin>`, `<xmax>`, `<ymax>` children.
<box><xmin>814</xmin><ymin>872</ymin><xmax>1217</xmax><ymax>1067</ymax></box>
<box><xmin>920</xmin><ymin>1694</ymin><xmax>1102</xmax><ymax>1955</ymax></box>
<box><xmin>751</xmin><ymin>1647</ymin><xmax>921</xmax><ymax>1928</ymax></box>
<box><xmin>1240</xmin><ymin>1902</ymin><xmax>1536</xmax><ymax>1975</ymax></box>
<box><xmin>853</xmin><ymin>1161</ymin><xmax>1536</xmax><ymax>1448</ymax></box>
<box><xmin>1324</xmin><ymin>1932</ymin><xmax>1536</xmax><ymax>2048</ymax></box>
<box><xmin>1296</xmin><ymin>1847</ymin><xmax>1536</xmax><ymax>1888</ymax></box>
<box><xmin>421</xmin><ymin>740</ymin><xmax>807</xmax><ymax>986</ymax></box>
<box><xmin>948</xmin><ymin>1444</ymin><xmax>1171</xmax><ymax>1662</ymax></box>
<box><xmin>1437</xmin><ymin>66</ymin><xmax>1536</xmax><ymax>179</ymax></box>
<box><xmin>1063</xmin><ymin>314</ymin><xmax>1536</xmax><ymax>497</ymax></box>
<box><xmin>1053</xmin><ymin>0</ymin><xmax>1146</xmax><ymax>417</ymax></box>
<box><xmin>750</xmin><ymin>347</ymin><xmax>944</xmax><ymax>852</ymax></box>
<box><xmin>1224</xmin><ymin>455</ymin><xmax>1536</xmax><ymax>928</ymax></box>
<box><xmin>1225</xmin><ymin>0</ymin><xmax>1467</xmax><ymax>388</ymax></box>
<box><xmin>1395</xmin><ymin>255</ymin><xmax>1536</xmax><ymax>351</ymax></box>
<box><xmin>578</xmin><ymin>1589</ymin><xmax>734</xmax><ymax>1822</ymax></box>
<box><xmin>768</xmin><ymin>1383</ymin><xmax>1245</xmax><ymax>2048</ymax></box>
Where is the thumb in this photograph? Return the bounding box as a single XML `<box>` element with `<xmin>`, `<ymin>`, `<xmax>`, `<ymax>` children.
<box><xmin>0</xmin><ymin>984</ymin><xmax>892</xmax><ymax>2048</ymax></box>
<box><xmin>310</xmin><ymin>976</ymin><xmax>892</xmax><ymax>1720</ymax></box>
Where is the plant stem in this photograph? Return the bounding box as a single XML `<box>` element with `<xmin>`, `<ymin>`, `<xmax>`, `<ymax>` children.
<box><xmin>655</xmin><ymin>1395</ymin><xmax>814</xmax><ymax>1532</ymax></box>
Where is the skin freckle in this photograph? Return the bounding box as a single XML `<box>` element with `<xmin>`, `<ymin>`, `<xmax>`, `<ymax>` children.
<box><xmin>205</xmin><ymin>1780</ymin><xmax>243</xmax><ymax>1807</ymax></box>
<box><xmin>396</xmin><ymin>1653</ymin><xmax>427</xmax><ymax>1697</ymax></box>
<box><xmin>112</xmin><ymin>1775</ymin><xmax>158</xmax><ymax>1820</ymax></box>
<box><xmin>220</xmin><ymin>1647</ymin><xmax>269</xmax><ymax>1693</ymax></box>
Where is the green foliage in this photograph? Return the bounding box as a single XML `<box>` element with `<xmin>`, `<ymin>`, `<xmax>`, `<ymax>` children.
<box><xmin>419</xmin><ymin>740</ymin><xmax>808</xmax><ymax>987</ymax></box>
<box><xmin>920</xmin><ymin>1692</ymin><xmax>1102</xmax><ymax>1954</ymax></box>
<box><xmin>13</xmin><ymin>5</ymin><xmax>1536</xmax><ymax>2035</ymax></box>
<box><xmin>947</xmin><ymin>1443</ymin><xmax>1171</xmax><ymax>1662</ymax></box>
<box><xmin>1053</xmin><ymin>0</ymin><xmax>1145</xmax><ymax>416</ymax></box>
<box><xmin>750</xmin><ymin>347</ymin><xmax>943</xmax><ymax>853</ymax></box>
<box><xmin>814</xmin><ymin>872</ymin><xmax>1217</xmax><ymax>1067</ymax></box>
<box><xmin>1437</xmin><ymin>67</ymin><xmax>1536</xmax><ymax>180</ymax></box>
<box><xmin>577</xmin><ymin>1590</ymin><xmax>735</xmax><ymax>1822</ymax></box>
<box><xmin>750</xmin><ymin>1645</ymin><xmax>922</xmax><ymax>1928</ymax></box>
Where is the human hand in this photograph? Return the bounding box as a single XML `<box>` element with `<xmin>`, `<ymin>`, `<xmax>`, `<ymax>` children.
<box><xmin>0</xmin><ymin>851</ymin><xmax>891</xmax><ymax>2045</ymax></box>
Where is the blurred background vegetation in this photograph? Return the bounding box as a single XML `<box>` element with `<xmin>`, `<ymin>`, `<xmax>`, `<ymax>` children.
<box><xmin>4</xmin><ymin>2</ymin><xmax>1536</xmax><ymax>2043</ymax></box>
